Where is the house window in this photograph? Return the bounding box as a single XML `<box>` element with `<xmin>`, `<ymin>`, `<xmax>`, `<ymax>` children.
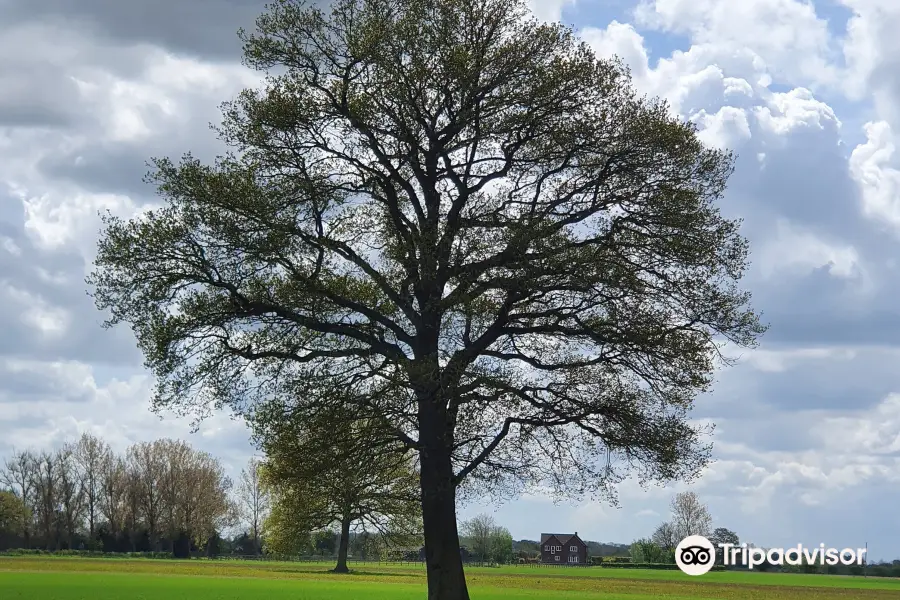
<box><xmin>555</xmin><ymin>555</ymin><xmax>560</xmax><ymax>561</ymax></box>
<box><xmin>544</xmin><ymin>545</ymin><xmax>549</xmax><ymax>551</ymax></box>
<box><xmin>570</xmin><ymin>545</ymin><xmax>577</xmax><ymax>552</ymax></box>
<box><xmin>569</xmin><ymin>555</ymin><xmax>579</xmax><ymax>563</ymax></box>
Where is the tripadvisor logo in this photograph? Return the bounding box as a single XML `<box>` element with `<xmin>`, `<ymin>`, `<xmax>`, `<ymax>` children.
<box><xmin>675</xmin><ymin>535</ymin><xmax>716</xmax><ymax>576</ymax></box>
<box><xmin>675</xmin><ymin>535</ymin><xmax>868</xmax><ymax>576</ymax></box>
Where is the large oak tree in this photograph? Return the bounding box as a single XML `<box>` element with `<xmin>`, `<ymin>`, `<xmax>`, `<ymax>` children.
<box><xmin>88</xmin><ymin>0</ymin><xmax>764</xmax><ymax>597</ymax></box>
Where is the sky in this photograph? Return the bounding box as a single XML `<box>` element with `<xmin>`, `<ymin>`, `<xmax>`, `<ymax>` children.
<box><xmin>1</xmin><ymin>0</ymin><xmax>899</xmax><ymax>560</ymax></box>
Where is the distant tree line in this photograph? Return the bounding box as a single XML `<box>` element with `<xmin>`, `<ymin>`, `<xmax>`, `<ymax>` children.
<box><xmin>626</xmin><ymin>491</ymin><xmax>741</xmax><ymax>566</ymax></box>
<box><xmin>623</xmin><ymin>491</ymin><xmax>900</xmax><ymax>578</ymax></box>
<box><xmin>10</xmin><ymin>437</ymin><xmax>895</xmax><ymax>577</ymax></box>
<box><xmin>0</xmin><ymin>433</ymin><xmax>234</xmax><ymax>556</ymax></box>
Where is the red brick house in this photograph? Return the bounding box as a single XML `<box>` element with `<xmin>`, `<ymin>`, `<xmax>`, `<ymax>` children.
<box><xmin>540</xmin><ymin>532</ymin><xmax>588</xmax><ymax>565</ymax></box>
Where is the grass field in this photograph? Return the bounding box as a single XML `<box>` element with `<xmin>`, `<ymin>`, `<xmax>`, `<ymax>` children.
<box><xmin>1</xmin><ymin>557</ymin><xmax>899</xmax><ymax>599</ymax></box>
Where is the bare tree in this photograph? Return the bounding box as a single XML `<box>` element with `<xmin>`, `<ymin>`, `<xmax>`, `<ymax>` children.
<box><xmin>31</xmin><ymin>451</ymin><xmax>63</xmax><ymax>550</ymax></box>
<box><xmin>1</xmin><ymin>450</ymin><xmax>36</xmax><ymax>547</ymax></box>
<box><xmin>669</xmin><ymin>491</ymin><xmax>712</xmax><ymax>540</ymax></box>
<box><xmin>57</xmin><ymin>444</ymin><xmax>87</xmax><ymax>549</ymax></box>
<box><xmin>237</xmin><ymin>457</ymin><xmax>269</xmax><ymax>554</ymax></box>
<box><xmin>99</xmin><ymin>452</ymin><xmax>128</xmax><ymax>536</ymax></box>
<box><xmin>127</xmin><ymin>441</ymin><xmax>164</xmax><ymax>550</ymax></box>
<box><xmin>74</xmin><ymin>433</ymin><xmax>110</xmax><ymax>541</ymax></box>
<box><xmin>157</xmin><ymin>438</ymin><xmax>192</xmax><ymax>551</ymax></box>
<box><xmin>122</xmin><ymin>467</ymin><xmax>143</xmax><ymax>552</ymax></box>
<box><xmin>459</xmin><ymin>514</ymin><xmax>495</xmax><ymax>564</ymax></box>
<box><xmin>182</xmin><ymin>449</ymin><xmax>234</xmax><ymax>552</ymax></box>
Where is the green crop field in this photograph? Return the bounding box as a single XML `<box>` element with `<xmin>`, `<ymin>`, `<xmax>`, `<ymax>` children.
<box><xmin>1</xmin><ymin>557</ymin><xmax>899</xmax><ymax>599</ymax></box>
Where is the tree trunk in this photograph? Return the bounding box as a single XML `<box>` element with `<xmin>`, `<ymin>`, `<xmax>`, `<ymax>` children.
<box><xmin>419</xmin><ymin>439</ymin><xmax>470</xmax><ymax>600</ymax></box>
<box><xmin>333</xmin><ymin>514</ymin><xmax>352</xmax><ymax>573</ymax></box>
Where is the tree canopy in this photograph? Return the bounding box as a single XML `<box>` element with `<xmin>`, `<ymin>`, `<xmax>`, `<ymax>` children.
<box><xmin>88</xmin><ymin>0</ymin><xmax>764</xmax><ymax>597</ymax></box>
<box><xmin>252</xmin><ymin>397</ymin><xmax>420</xmax><ymax>572</ymax></box>
<box><xmin>710</xmin><ymin>527</ymin><xmax>739</xmax><ymax>547</ymax></box>
<box><xmin>668</xmin><ymin>491</ymin><xmax>713</xmax><ymax>540</ymax></box>
<box><xmin>0</xmin><ymin>490</ymin><xmax>29</xmax><ymax>547</ymax></box>
<box><xmin>459</xmin><ymin>513</ymin><xmax>512</xmax><ymax>565</ymax></box>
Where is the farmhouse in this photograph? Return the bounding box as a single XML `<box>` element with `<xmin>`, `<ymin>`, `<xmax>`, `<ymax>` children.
<box><xmin>540</xmin><ymin>532</ymin><xmax>588</xmax><ymax>565</ymax></box>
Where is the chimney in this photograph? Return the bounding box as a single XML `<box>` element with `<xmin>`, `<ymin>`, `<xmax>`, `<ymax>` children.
<box><xmin>574</xmin><ymin>532</ymin><xmax>578</xmax><ymax>537</ymax></box>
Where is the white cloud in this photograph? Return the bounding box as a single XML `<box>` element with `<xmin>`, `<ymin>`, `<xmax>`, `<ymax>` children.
<box><xmin>739</xmin><ymin>346</ymin><xmax>858</xmax><ymax>373</ymax></box>
<box><xmin>692</xmin><ymin>106</ymin><xmax>752</xmax><ymax>149</ymax></box>
<box><xmin>582</xmin><ymin>19</ymin><xmax>839</xmax><ymax>144</ymax></box>
<box><xmin>723</xmin><ymin>77</ymin><xmax>754</xmax><ymax>98</ymax></box>
<box><xmin>840</xmin><ymin>0</ymin><xmax>900</xmax><ymax>107</ymax></box>
<box><xmin>1</xmin><ymin>236</ymin><xmax>22</xmax><ymax>256</ymax></box>
<box><xmin>633</xmin><ymin>0</ymin><xmax>838</xmax><ymax>88</ymax></box>
<box><xmin>1</xmin><ymin>282</ymin><xmax>70</xmax><ymax>337</ymax></box>
<box><xmin>753</xmin><ymin>87</ymin><xmax>840</xmax><ymax>135</ymax></box>
<box><xmin>583</xmin><ymin>23</ymin><xmax>745</xmax><ymax>115</ymax></box>
<box><xmin>756</xmin><ymin>218</ymin><xmax>863</xmax><ymax>280</ymax></box>
<box><xmin>20</xmin><ymin>191</ymin><xmax>139</xmax><ymax>256</ymax></box>
<box><xmin>527</xmin><ymin>0</ymin><xmax>577</xmax><ymax>22</ymax></box>
<box><xmin>816</xmin><ymin>393</ymin><xmax>900</xmax><ymax>455</ymax></box>
<box><xmin>0</xmin><ymin>357</ymin><xmax>253</xmax><ymax>479</ymax></box>
<box><xmin>850</xmin><ymin>121</ymin><xmax>900</xmax><ymax>230</ymax></box>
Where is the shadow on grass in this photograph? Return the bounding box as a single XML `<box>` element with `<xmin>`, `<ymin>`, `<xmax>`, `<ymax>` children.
<box><xmin>260</xmin><ymin>565</ymin><xmax>424</xmax><ymax>579</ymax></box>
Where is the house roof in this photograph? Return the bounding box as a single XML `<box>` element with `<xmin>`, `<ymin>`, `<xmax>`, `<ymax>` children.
<box><xmin>540</xmin><ymin>533</ymin><xmax>584</xmax><ymax>546</ymax></box>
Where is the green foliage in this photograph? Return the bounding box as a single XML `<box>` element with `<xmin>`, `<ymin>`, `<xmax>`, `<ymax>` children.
<box><xmin>313</xmin><ymin>531</ymin><xmax>337</xmax><ymax>556</ymax></box>
<box><xmin>460</xmin><ymin>515</ymin><xmax>513</xmax><ymax>564</ymax></box>
<box><xmin>709</xmin><ymin>527</ymin><xmax>740</xmax><ymax>547</ymax></box>
<box><xmin>260</xmin><ymin>502</ymin><xmax>312</xmax><ymax>556</ymax></box>
<box><xmin>490</xmin><ymin>528</ymin><xmax>514</xmax><ymax>564</ymax></box>
<box><xmin>629</xmin><ymin>538</ymin><xmax>667</xmax><ymax>564</ymax></box>
<box><xmin>254</xmin><ymin>399</ymin><xmax>420</xmax><ymax>567</ymax></box>
<box><xmin>0</xmin><ymin>490</ymin><xmax>29</xmax><ymax>534</ymax></box>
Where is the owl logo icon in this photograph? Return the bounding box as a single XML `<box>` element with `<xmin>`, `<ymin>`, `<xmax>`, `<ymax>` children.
<box><xmin>675</xmin><ymin>535</ymin><xmax>716</xmax><ymax>576</ymax></box>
